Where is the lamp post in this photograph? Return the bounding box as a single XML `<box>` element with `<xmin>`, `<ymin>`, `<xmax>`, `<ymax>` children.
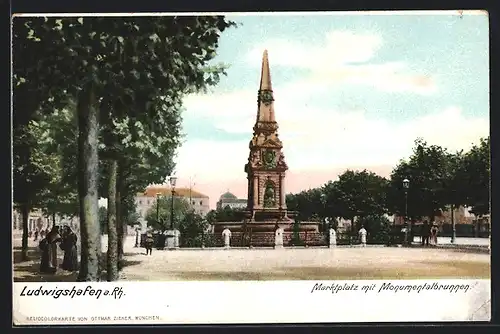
<box><xmin>450</xmin><ymin>204</ymin><xmax>456</xmax><ymax>244</ymax></box>
<box><xmin>169</xmin><ymin>176</ymin><xmax>177</xmax><ymax>230</ymax></box>
<box><xmin>320</xmin><ymin>193</ymin><xmax>327</xmax><ymax>232</ymax></box>
<box><xmin>156</xmin><ymin>192</ymin><xmax>162</xmax><ymax>228</ymax></box>
<box><xmin>403</xmin><ymin>178</ymin><xmax>410</xmax><ymax>245</ymax></box>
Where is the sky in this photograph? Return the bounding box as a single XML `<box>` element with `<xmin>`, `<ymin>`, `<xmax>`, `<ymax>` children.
<box><xmin>164</xmin><ymin>11</ymin><xmax>489</xmax><ymax>210</ymax></box>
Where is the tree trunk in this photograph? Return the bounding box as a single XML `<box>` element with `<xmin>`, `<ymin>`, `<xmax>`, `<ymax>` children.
<box><xmin>116</xmin><ymin>196</ymin><xmax>124</xmax><ymax>270</ymax></box>
<box><xmin>106</xmin><ymin>160</ymin><xmax>119</xmax><ymax>281</ymax></box>
<box><xmin>350</xmin><ymin>216</ymin><xmax>355</xmax><ymax>245</ymax></box>
<box><xmin>52</xmin><ymin>213</ymin><xmax>56</xmax><ymax>227</ymax></box>
<box><xmin>21</xmin><ymin>203</ymin><xmax>30</xmax><ymax>261</ymax></box>
<box><xmin>116</xmin><ymin>167</ymin><xmax>124</xmax><ymax>271</ymax></box>
<box><xmin>76</xmin><ymin>81</ymin><xmax>101</xmax><ymax>282</ymax></box>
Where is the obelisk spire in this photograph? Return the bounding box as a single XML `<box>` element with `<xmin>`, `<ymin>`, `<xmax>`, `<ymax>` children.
<box><xmin>256</xmin><ymin>50</ymin><xmax>276</xmax><ymax>123</ymax></box>
<box><xmin>259</xmin><ymin>49</ymin><xmax>272</xmax><ymax>91</ymax></box>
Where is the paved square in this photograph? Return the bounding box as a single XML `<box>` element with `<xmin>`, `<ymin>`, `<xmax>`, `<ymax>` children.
<box><xmin>13</xmin><ymin>236</ymin><xmax>490</xmax><ymax>282</ymax></box>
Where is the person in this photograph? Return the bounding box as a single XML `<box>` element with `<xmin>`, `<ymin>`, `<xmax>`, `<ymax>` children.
<box><xmin>421</xmin><ymin>220</ymin><xmax>430</xmax><ymax>246</ymax></box>
<box><xmin>358</xmin><ymin>225</ymin><xmax>367</xmax><ymax>247</ymax></box>
<box><xmin>144</xmin><ymin>232</ymin><xmax>154</xmax><ymax>255</ymax></box>
<box><xmin>38</xmin><ymin>236</ymin><xmax>53</xmax><ymax>273</ymax></box>
<box><xmin>39</xmin><ymin>226</ymin><xmax>62</xmax><ymax>273</ymax></box>
<box><xmin>47</xmin><ymin>226</ymin><xmax>62</xmax><ymax>270</ymax></box>
<box><xmin>430</xmin><ymin>224</ymin><xmax>438</xmax><ymax>245</ymax></box>
<box><xmin>60</xmin><ymin>226</ymin><xmax>79</xmax><ymax>271</ymax></box>
<box><xmin>34</xmin><ymin>230</ymin><xmax>39</xmax><ymax>241</ymax></box>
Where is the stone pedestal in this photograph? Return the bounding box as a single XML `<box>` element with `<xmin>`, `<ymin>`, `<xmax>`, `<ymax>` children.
<box><xmin>165</xmin><ymin>229</ymin><xmax>180</xmax><ymax>250</ymax></box>
<box><xmin>274</xmin><ymin>227</ymin><xmax>284</xmax><ymax>249</ymax></box>
<box><xmin>222</xmin><ymin>228</ymin><xmax>232</xmax><ymax>249</ymax></box>
<box><xmin>329</xmin><ymin>228</ymin><xmax>337</xmax><ymax>248</ymax></box>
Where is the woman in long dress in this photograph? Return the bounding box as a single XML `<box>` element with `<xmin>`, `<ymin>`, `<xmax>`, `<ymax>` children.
<box><xmin>39</xmin><ymin>237</ymin><xmax>52</xmax><ymax>273</ymax></box>
<box><xmin>60</xmin><ymin>226</ymin><xmax>79</xmax><ymax>271</ymax></box>
<box><xmin>39</xmin><ymin>226</ymin><xmax>62</xmax><ymax>273</ymax></box>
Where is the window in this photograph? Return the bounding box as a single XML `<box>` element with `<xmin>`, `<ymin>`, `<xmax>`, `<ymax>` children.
<box><xmin>200</xmin><ymin>201</ymin><xmax>203</xmax><ymax>205</ymax></box>
<box><xmin>192</xmin><ymin>201</ymin><xmax>195</xmax><ymax>205</ymax></box>
<box><xmin>147</xmin><ymin>200</ymin><xmax>150</xmax><ymax>205</ymax></box>
<box><xmin>139</xmin><ymin>200</ymin><xmax>142</xmax><ymax>205</ymax></box>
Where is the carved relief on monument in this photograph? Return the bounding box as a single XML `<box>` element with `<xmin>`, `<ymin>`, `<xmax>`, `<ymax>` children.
<box><xmin>262</xmin><ymin>149</ymin><xmax>277</xmax><ymax>168</ymax></box>
<box><xmin>277</xmin><ymin>152</ymin><xmax>287</xmax><ymax>168</ymax></box>
<box><xmin>255</xmin><ymin>122</ymin><xmax>278</xmax><ymax>132</ymax></box>
<box><xmin>250</xmin><ymin>150</ymin><xmax>262</xmax><ymax>168</ymax></box>
<box><xmin>263</xmin><ymin>181</ymin><xmax>277</xmax><ymax>208</ymax></box>
<box><xmin>258</xmin><ymin>89</ymin><xmax>274</xmax><ymax>105</ymax></box>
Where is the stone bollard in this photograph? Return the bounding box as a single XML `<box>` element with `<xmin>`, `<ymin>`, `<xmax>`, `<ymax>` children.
<box><xmin>222</xmin><ymin>228</ymin><xmax>232</xmax><ymax>250</ymax></box>
<box><xmin>165</xmin><ymin>229</ymin><xmax>179</xmax><ymax>250</ymax></box>
<box><xmin>274</xmin><ymin>227</ymin><xmax>284</xmax><ymax>249</ymax></box>
<box><xmin>329</xmin><ymin>228</ymin><xmax>337</xmax><ymax>248</ymax></box>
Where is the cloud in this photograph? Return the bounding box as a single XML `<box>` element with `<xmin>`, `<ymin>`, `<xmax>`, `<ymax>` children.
<box><xmin>175</xmin><ymin>102</ymin><xmax>488</xmax><ymax>208</ymax></box>
<box><xmin>171</xmin><ymin>30</ymin><xmax>485</xmax><ymax>208</ymax></box>
<box><xmin>245</xmin><ymin>31</ymin><xmax>383</xmax><ymax>68</ymax></box>
<box><xmin>245</xmin><ymin>31</ymin><xmax>437</xmax><ymax>95</ymax></box>
<box><xmin>177</xmin><ymin>85</ymin><xmax>488</xmax><ymax>184</ymax></box>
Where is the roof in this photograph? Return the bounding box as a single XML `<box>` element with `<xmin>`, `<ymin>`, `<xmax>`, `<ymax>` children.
<box><xmin>220</xmin><ymin>191</ymin><xmax>238</xmax><ymax>200</ymax></box>
<box><xmin>137</xmin><ymin>186</ymin><xmax>209</xmax><ymax>199</ymax></box>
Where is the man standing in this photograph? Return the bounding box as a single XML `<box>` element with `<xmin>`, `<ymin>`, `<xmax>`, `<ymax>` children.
<box><xmin>358</xmin><ymin>225</ymin><xmax>367</xmax><ymax>247</ymax></box>
<box><xmin>421</xmin><ymin>220</ymin><xmax>430</xmax><ymax>246</ymax></box>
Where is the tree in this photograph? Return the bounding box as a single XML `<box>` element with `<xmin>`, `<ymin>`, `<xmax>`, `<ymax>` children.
<box><xmin>145</xmin><ymin>196</ymin><xmax>191</xmax><ymax>232</ymax></box>
<box><xmin>13</xmin><ymin>120</ymin><xmax>60</xmax><ymax>260</ymax></box>
<box><xmin>35</xmin><ymin>105</ymin><xmax>80</xmax><ymax>224</ymax></box>
<box><xmin>285</xmin><ymin>189</ymin><xmax>325</xmax><ymax>222</ymax></box>
<box><xmin>325</xmin><ymin>170</ymin><xmax>389</xmax><ymax>237</ymax></box>
<box><xmin>206</xmin><ymin>206</ymin><xmax>245</xmax><ymax>223</ymax></box>
<box><xmin>462</xmin><ymin>137</ymin><xmax>490</xmax><ymax>216</ymax></box>
<box><xmin>15</xmin><ymin>16</ymin><xmax>236</xmax><ymax>281</ymax></box>
<box><xmin>356</xmin><ymin>215</ymin><xmax>391</xmax><ymax>244</ymax></box>
<box><xmin>178</xmin><ymin>212</ymin><xmax>209</xmax><ymax>247</ymax></box>
<box><xmin>388</xmin><ymin>139</ymin><xmax>451</xmax><ymax>222</ymax></box>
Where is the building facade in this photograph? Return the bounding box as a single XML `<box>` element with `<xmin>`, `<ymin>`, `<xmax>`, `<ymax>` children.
<box><xmin>216</xmin><ymin>192</ymin><xmax>247</xmax><ymax>210</ymax></box>
<box><xmin>393</xmin><ymin>205</ymin><xmax>490</xmax><ymax>237</ymax></box>
<box><xmin>12</xmin><ymin>208</ymin><xmax>81</xmax><ymax>236</ymax></box>
<box><xmin>393</xmin><ymin>205</ymin><xmax>483</xmax><ymax>225</ymax></box>
<box><xmin>135</xmin><ymin>185</ymin><xmax>210</xmax><ymax>221</ymax></box>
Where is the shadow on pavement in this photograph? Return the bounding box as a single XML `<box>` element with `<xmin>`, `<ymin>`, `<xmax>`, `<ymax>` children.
<box><xmin>168</xmin><ymin>261</ymin><xmax>490</xmax><ymax>281</ymax></box>
<box><xmin>13</xmin><ymin>246</ymin><xmax>40</xmax><ymax>264</ymax></box>
<box><xmin>14</xmin><ymin>251</ymin><xmax>142</xmax><ymax>282</ymax></box>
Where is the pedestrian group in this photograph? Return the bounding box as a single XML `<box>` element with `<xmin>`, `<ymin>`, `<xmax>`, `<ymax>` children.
<box><xmin>39</xmin><ymin>225</ymin><xmax>79</xmax><ymax>274</ymax></box>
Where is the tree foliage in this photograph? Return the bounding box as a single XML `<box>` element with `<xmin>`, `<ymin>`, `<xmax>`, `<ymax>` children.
<box><xmin>13</xmin><ymin>15</ymin><xmax>236</xmax><ymax>280</ymax></box>
<box><xmin>205</xmin><ymin>206</ymin><xmax>246</xmax><ymax>223</ymax></box>
<box><xmin>145</xmin><ymin>196</ymin><xmax>191</xmax><ymax>232</ymax></box>
<box><xmin>461</xmin><ymin>137</ymin><xmax>490</xmax><ymax>216</ymax></box>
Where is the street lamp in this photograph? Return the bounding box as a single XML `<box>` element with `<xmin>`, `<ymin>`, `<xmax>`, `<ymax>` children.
<box><xmin>156</xmin><ymin>192</ymin><xmax>162</xmax><ymax>227</ymax></box>
<box><xmin>320</xmin><ymin>193</ymin><xmax>327</xmax><ymax>232</ymax></box>
<box><xmin>402</xmin><ymin>178</ymin><xmax>410</xmax><ymax>245</ymax></box>
<box><xmin>169</xmin><ymin>176</ymin><xmax>177</xmax><ymax>230</ymax></box>
<box><xmin>451</xmin><ymin>204</ymin><xmax>456</xmax><ymax>244</ymax></box>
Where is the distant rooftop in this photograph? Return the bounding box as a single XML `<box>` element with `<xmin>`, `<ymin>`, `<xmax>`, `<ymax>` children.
<box><xmin>138</xmin><ymin>186</ymin><xmax>209</xmax><ymax>199</ymax></box>
<box><xmin>219</xmin><ymin>191</ymin><xmax>238</xmax><ymax>200</ymax></box>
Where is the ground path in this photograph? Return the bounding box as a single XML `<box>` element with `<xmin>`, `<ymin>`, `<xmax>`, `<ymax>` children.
<box><xmin>13</xmin><ymin>236</ymin><xmax>490</xmax><ymax>281</ymax></box>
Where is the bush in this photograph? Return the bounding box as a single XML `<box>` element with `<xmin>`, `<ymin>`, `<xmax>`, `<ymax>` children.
<box><xmin>357</xmin><ymin>215</ymin><xmax>392</xmax><ymax>244</ymax></box>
